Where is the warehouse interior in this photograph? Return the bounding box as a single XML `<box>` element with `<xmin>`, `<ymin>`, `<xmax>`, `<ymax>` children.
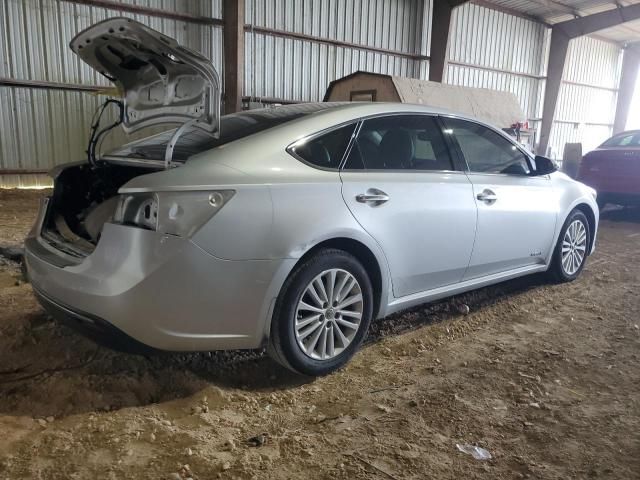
<box><xmin>1</xmin><ymin>1</ymin><xmax>640</xmax><ymax>478</ymax></box>
<box><xmin>1</xmin><ymin>0</ymin><xmax>640</xmax><ymax>187</ymax></box>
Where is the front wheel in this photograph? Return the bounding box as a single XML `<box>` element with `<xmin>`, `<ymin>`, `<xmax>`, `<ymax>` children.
<box><xmin>268</xmin><ymin>249</ymin><xmax>374</xmax><ymax>376</ymax></box>
<box><xmin>549</xmin><ymin>209</ymin><xmax>591</xmax><ymax>282</ymax></box>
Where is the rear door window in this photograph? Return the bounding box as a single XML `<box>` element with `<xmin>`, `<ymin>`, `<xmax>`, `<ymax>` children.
<box><xmin>343</xmin><ymin>115</ymin><xmax>454</xmax><ymax>171</ymax></box>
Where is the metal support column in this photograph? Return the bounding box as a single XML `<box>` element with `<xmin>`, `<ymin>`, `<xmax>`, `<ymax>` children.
<box><xmin>613</xmin><ymin>43</ymin><xmax>640</xmax><ymax>134</ymax></box>
<box><xmin>223</xmin><ymin>0</ymin><xmax>245</xmax><ymax>114</ymax></box>
<box><xmin>538</xmin><ymin>3</ymin><xmax>640</xmax><ymax>155</ymax></box>
<box><xmin>538</xmin><ymin>29</ymin><xmax>570</xmax><ymax>156</ymax></box>
<box><xmin>428</xmin><ymin>0</ymin><xmax>468</xmax><ymax>83</ymax></box>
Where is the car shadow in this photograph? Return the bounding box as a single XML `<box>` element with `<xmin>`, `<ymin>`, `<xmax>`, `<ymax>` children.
<box><xmin>0</xmin><ymin>272</ymin><xmax>547</xmax><ymax>419</ymax></box>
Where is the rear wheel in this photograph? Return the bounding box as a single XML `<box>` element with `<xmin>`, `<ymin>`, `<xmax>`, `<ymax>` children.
<box><xmin>268</xmin><ymin>249</ymin><xmax>373</xmax><ymax>376</ymax></box>
<box><xmin>549</xmin><ymin>209</ymin><xmax>590</xmax><ymax>282</ymax></box>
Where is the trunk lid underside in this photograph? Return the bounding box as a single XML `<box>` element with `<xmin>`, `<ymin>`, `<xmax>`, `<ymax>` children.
<box><xmin>70</xmin><ymin>17</ymin><xmax>220</xmax><ymax>134</ymax></box>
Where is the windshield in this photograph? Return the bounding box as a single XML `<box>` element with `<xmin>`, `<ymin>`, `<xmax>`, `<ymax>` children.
<box><xmin>105</xmin><ymin>103</ymin><xmax>345</xmax><ymax>162</ymax></box>
<box><xmin>601</xmin><ymin>131</ymin><xmax>640</xmax><ymax>147</ymax></box>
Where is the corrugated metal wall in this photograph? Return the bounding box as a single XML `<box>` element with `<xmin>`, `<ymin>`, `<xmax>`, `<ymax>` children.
<box><xmin>2</xmin><ymin>0</ymin><xmax>432</xmax><ymax>186</ymax></box>
<box><xmin>0</xmin><ymin>0</ymin><xmax>223</xmax><ymax>187</ymax></box>
<box><xmin>548</xmin><ymin>36</ymin><xmax>623</xmax><ymax>158</ymax></box>
<box><xmin>445</xmin><ymin>4</ymin><xmax>623</xmax><ymax>160</ymax></box>
<box><xmin>0</xmin><ymin>0</ymin><xmax>628</xmax><ymax>186</ymax></box>
<box><xmin>446</xmin><ymin>3</ymin><xmax>548</xmax><ymax>126</ymax></box>
<box><xmin>243</xmin><ymin>0</ymin><xmax>430</xmax><ymax>103</ymax></box>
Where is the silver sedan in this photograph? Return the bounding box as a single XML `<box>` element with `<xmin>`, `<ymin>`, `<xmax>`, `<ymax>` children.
<box><xmin>26</xmin><ymin>12</ymin><xmax>598</xmax><ymax>377</ymax></box>
<box><xmin>26</xmin><ymin>101</ymin><xmax>599</xmax><ymax>376</ymax></box>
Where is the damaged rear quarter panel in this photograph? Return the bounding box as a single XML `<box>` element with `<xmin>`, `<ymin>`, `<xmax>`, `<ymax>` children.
<box><xmin>119</xmin><ymin>160</ymin><xmax>276</xmax><ymax>261</ymax></box>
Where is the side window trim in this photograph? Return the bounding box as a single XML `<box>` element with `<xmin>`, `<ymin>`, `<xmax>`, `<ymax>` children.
<box><xmin>339</xmin><ymin>112</ymin><xmax>465</xmax><ymax>173</ymax></box>
<box><xmin>338</xmin><ymin>120</ymin><xmax>364</xmax><ymax>170</ymax></box>
<box><xmin>286</xmin><ymin>121</ymin><xmax>360</xmax><ymax>172</ymax></box>
<box><xmin>435</xmin><ymin>115</ymin><xmax>468</xmax><ymax>172</ymax></box>
<box><xmin>440</xmin><ymin>115</ymin><xmax>536</xmax><ymax>177</ymax></box>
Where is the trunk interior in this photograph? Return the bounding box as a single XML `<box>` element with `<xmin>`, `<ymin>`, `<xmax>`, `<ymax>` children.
<box><xmin>41</xmin><ymin>163</ymin><xmax>159</xmax><ymax>258</ymax></box>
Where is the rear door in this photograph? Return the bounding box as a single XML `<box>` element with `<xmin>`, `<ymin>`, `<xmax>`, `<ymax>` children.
<box><xmin>340</xmin><ymin>114</ymin><xmax>477</xmax><ymax>298</ymax></box>
<box><xmin>441</xmin><ymin>116</ymin><xmax>557</xmax><ymax>280</ymax></box>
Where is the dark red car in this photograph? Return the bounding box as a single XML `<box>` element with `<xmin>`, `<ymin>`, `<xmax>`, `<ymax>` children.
<box><xmin>578</xmin><ymin>130</ymin><xmax>640</xmax><ymax>209</ymax></box>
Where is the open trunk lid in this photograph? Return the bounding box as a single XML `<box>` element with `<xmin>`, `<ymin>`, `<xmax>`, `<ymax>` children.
<box><xmin>70</xmin><ymin>17</ymin><xmax>220</xmax><ymax>134</ymax></box>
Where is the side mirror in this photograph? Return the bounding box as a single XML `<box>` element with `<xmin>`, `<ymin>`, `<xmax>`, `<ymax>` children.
<box><xmin>534</xmin><ymin>155</ymin><xmax>558</xmax><ymax>175</ymax></box>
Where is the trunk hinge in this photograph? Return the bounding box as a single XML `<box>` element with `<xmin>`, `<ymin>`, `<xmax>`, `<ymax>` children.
<box><xmin>164</xmin><ymin>119</ymin><xmax>220</xmax><ymax>169</ymax></box>
<box><xmin>164</xmin><ymin>118</ymin><xmax>199</xmax><ymax>169</ymax></box>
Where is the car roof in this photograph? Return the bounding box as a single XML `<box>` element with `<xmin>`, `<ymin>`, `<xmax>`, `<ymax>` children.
<box><xmin>108</xmin><ymin>102</ymin><xmax>478</xmax><ymax>163</ymax></box>
<box><xmin>260</xmin><ymin>101</ymin><xmax>468</xmax><ymax>120</ymax></box>
<box><xmin>247</xmin><ymin>101</ymin><xmax>484</xmax><ymax>139</ymax></box>
<box><xmin>290</xmin><ymin>101</ymin><xmax>510</xmax><ymax>139</ymax></box>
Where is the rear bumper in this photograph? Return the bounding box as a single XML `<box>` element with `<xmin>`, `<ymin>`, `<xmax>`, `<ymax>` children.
<box><xmin>33</xmin><ymin>286</ymin><xmax>156</xmax><ymax>354</ymax></box>
<box><xmin>25</xmin><ymin>223</ymin><xmax>295</xmax><ymax>352</ymax></box>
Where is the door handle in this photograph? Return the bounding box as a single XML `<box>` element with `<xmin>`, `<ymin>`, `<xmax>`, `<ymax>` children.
<box><xmin>356</xmin><ymin>188</ymin><xmax>390</xmax><ymax>205</ymax></box>
<box><xmin>476</xmin><ymin>189</ymin><xmax>497</xmax><ymax>203</ymax></box>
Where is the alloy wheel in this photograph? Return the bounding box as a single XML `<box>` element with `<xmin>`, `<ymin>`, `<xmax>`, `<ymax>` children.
<box><xmin>561</xmin><ymin>219</ymin><xmax>587</xmax><ymax>275</ymax></box>
<box><xmin>294</xmin><ymin>268</ymin><xmax>364</xmax><ymax>360</ymax></box>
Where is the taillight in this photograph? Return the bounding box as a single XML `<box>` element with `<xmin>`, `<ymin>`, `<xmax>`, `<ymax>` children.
<box><xmin>113</xmin><ymin>190</ymin><xmax>235</xmax><ymax>237</ymax></box>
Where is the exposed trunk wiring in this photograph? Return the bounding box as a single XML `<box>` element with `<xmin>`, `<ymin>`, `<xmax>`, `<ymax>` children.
<box><xmin>86</xmin><ymin>98</ymin><xmax>124</xmax><ymax>167</ymax></box>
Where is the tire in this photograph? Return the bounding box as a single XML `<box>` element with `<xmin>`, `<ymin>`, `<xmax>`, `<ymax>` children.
<box><xmin>268</xmin><ymin>248</ymin><xmax>374</xmax><ymax>376</ymax></box>
<box><xmin>548</xmin><ymin>209</ymin><xmax>591</xmax><ymax>282</ymax></box>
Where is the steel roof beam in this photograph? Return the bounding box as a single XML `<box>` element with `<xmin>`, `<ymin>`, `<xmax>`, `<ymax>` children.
<box><xmin>557</xmin><ymin>3</ymin><xmax>640</xmax><ymax>37</ymax></box>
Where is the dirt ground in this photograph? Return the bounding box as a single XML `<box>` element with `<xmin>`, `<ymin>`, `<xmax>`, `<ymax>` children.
<box><xmin>0</xmin><ymin>188</ymin><xmax>638</xmax><ymax>480</ymax></box>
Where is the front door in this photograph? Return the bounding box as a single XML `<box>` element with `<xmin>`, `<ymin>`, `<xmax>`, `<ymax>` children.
<box><xmin>340</xmin><ymin>114</ymin><xmax>477</xmax><ymax>297</ymax></box>
<box><xmin>442</xmin><ymin>117</ymin><xmax>558</xmax><ymax>280</ymax></box>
